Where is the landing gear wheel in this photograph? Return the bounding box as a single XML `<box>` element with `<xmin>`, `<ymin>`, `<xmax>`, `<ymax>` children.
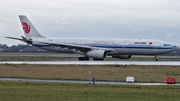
<box><xmin>78</xmin><ymin>57</ymin><xmax>83</xmax><ymax>60</ymax></box>
<box><xmin>154</xmin><ymin>55</ymin><xmax>158</xmax><ymax>61</ymax></box>
<box><xmin>93</xmin><ymin>58</ymin><xmax>104</xmax><ymax>61</ymax></box>
<box><xmin>154</xmin><ymin>58</ymin><xmax>158</xmax><ymax>61</ymax></box>
<box><xmin>78</xmin><ymin>57</ymin><xmax>89</xmax><ymax>61</ymax></box>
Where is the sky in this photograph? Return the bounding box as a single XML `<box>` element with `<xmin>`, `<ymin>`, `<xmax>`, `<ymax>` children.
<box><xmin>1</xmin><ymin>0</ymin><xmax>180</xmax><ymax>46</ymax></box>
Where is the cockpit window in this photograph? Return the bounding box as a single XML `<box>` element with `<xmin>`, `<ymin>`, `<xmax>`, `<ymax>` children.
<box><xmin>163</xmin><ymin>44</ymin><xmax>172</xmax><ymax>46</ymax></box>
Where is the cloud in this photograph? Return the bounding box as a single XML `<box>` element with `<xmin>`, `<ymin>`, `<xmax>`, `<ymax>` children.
<box><xmin>52</xmin><ymin>20</ymin><xmax>59</xmax><ymax>24</ymax></box>
<box><xmin>59</xmin><ymin>17</ymin><xmax>72</xmax><ymax>24</ymax></box>
<box><xmin>61</xmin><ymin>21</ymin><xmax>72</xmax><ymax>24</ymax></box>
<box><xmin>0</xmin><ymin>0</ymin><xmax>180</xmax><ymax>46</ymax></box>
<box><xmin>52</xmin><ymin>17</ymin><xmax>72</xmax><ymax>24</ymax></box>
<box><xmin>131</xmin><ymin>30</ymin><xmax>139</xmax><ymax>35</ymax></box>
<box><xmin>166</xmin><ymin>33</ymin><xmax>175</xmax><ymax>38</ymax></box>
<box><xmin>161</xmin><ymin>23</ymin><xmax>177</xmax><ymax>28</ymax></box>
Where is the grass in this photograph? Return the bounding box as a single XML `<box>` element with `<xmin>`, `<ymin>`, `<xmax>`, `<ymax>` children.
<box><xmin>0</xmin><ymin>64</ymin><xmax>180</xmax><ymax>82</ymax></box>
<box><xmin>0</xmin><ymin>81</ymin><xmax>180</xmax><ymax>101</ymax></box>
<box><xmin>0</xmin><ymin>54</ymin><xmax>180</xmax><ymax>100</ymax></box>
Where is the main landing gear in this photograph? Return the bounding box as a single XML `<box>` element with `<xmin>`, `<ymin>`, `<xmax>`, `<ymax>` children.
<box><xmin>78</xmin><ymin>57</ymin><xmax>104</xmax><ymax>61</ymax></box>
<box><xmin>78</xmin><ymin>57</ymin><xmax>89</xmax><ymax>61</ymax></box>
<box><xmin>93</xmin><ymin>58</ymin><xmax>104</xmax><ymax>61</ymax></box>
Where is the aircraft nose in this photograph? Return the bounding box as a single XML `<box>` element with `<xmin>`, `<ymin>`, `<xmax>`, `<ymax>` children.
<box><xmin>173</xmin><ymin>45</ymin><xmax>178</xmax><ymax>51</ymax></box>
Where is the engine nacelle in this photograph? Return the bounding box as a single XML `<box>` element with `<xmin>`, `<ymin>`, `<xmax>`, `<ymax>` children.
<box><xmin>112</xmin><ymin>55</ymin><xmax>132</xmax><ymax>59</ymax></box>
<box><xmin>86</xmin><ymin>50</ymin><xmax>106</xmax><ymax>59</ymax></box>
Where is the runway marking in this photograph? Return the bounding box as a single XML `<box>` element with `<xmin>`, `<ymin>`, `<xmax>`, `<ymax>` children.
<box><xmin>0</xmin><ymin>61</ymin><xmax>180</xmax><ymax>66</ymax></box>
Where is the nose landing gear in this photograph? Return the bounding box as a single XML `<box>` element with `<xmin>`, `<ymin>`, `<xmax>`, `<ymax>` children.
<box><xmin>154</xmin><ymin>55</ymin><xmax>158</xmax><ymax>61</ymax></box>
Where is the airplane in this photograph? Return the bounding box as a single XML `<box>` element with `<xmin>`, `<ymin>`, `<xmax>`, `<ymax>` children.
<box><xmin>6</xmin><ymin>15</ymin><xmax>175</xmax><ymax>61</ymax></box>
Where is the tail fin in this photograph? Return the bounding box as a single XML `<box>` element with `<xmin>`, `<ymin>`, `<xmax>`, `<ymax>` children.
<box><xmin>19</xmin><ymin>15</ymin><xmax>45</xmax><ymax>39</ymax></box>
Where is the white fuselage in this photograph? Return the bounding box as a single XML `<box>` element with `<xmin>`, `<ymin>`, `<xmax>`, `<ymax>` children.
<box><xmin>31</xmin><ymin>38</ymin><xmax>174</xmax><ymax>56</ymax></box>
<box><xmin>6</xmin><ymin>15</ymin><xmax>175</xmax><ymax>60</ymax></box>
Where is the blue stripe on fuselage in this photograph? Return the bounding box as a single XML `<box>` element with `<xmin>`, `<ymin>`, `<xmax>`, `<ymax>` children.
<box><xmin>92</xmin><ymin>45</ymin><xmax>174</xmax><ymax>49</ymax></box>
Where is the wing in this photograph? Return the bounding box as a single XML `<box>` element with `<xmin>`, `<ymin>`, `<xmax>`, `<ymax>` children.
<box><xmin>33</xmin><ymin>40</ymin><xmax>114</xmax><ymax>52</ymax></box>
<box><xmin>5</xmin><ymin>36</ymin><xmax>115</xmax><ymax>53</ymax></box>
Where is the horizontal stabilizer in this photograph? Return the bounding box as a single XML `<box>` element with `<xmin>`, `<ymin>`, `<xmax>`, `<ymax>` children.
<box><xmin>5</xmin><ymin>36</ymin><xmax>32</xmax><ymax>44</ymax></box>
<box><xmin>5</xmin><ymin>36</ymin><xmax>23</xmax><ymax>41</ymax></box>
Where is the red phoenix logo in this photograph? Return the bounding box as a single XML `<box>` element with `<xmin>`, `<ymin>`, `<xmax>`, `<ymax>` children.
<box><xmin>22</xmin><ymin>22</ymin><xmax>30</xmax><ymax>34</ymax></box>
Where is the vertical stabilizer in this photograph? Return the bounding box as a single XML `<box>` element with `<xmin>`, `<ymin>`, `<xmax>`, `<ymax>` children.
<box><xmin>19</xmin><ymin>15</ymin><xmax>45</xmax><ymax>39</ymax></box>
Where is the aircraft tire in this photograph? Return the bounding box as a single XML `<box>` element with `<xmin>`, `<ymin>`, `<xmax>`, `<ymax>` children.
<box><xmin>78</xmin><ymin>57</ymin><xmax>89</xmax><ymax>61</ymax></box>
<box><xmin>93</xmin><ymin>58</ymin><xmax>104</xmax><ymax>61</ymax></box>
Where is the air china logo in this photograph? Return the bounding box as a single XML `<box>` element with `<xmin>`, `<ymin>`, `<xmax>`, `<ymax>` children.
<box><xmin>149</xmin><ymin>42</ymin><xmax>152</xmax><ymax>44</ymax></box>
<box><xmin>22</xmin><ymin>22</ymin><xmax>30</xmax><ymax>34</ymax></box>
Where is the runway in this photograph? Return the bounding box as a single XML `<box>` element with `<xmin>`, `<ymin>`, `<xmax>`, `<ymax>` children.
<box><xmin>0</xmin><ymin>78</ymin><xmax>179</xmax><ymax>86</ymax></box>
<box><xmin>0</xmin><ymin>61</ymin><xmax>180</xmax><ymax>66</ymax></box>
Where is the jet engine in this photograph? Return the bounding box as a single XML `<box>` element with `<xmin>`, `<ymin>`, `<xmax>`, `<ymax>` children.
<box><xmin>112</xmin><ymin>55</ymin><xmax>132</xmax><ymax>59</ymax></box>
<box><xmin>86</xmin><ymin>50</ymin><xmax>106</xmax><ymax>59</ymax></box>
